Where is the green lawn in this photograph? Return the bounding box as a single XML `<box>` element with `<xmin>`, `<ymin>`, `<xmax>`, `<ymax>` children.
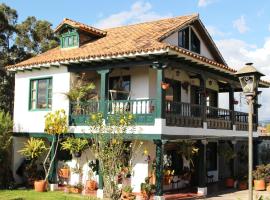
<box><xmin>0</xmin><ymin>190</ymin><xmax>99</xmax><ymax>200</ymax></box>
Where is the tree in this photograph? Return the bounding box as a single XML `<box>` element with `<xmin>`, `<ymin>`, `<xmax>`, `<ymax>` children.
<box><xmin>0</xmin><ymin>3</ymin><xmax>59</xmax><ymax>114</ymax></box>
<box><xmin>89</xmin><ymin>113</ymin><xmax>142</xmax><ymax>200</ymax></box>
<box><xmin>0</xmin><ymin>110</ymin><xmax>13</xmax><ymax>188</ymax></box>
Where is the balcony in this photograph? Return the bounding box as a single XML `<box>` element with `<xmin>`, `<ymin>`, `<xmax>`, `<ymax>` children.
<box><xmin>69</xmin><ymin>99</ymin><xmax>256</xmax><ymax>131</ymax></box>
<box><xmin>69</xmin><ymin>99</ymin><xmax>156</xmax><ymax>126</ymax></box>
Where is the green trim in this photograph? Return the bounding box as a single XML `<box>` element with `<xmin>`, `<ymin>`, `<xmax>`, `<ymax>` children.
<box><xmin>13</xmin><ymin>132</ymin><xmax>161</xmax><ymax>141</ymax></box>
<box><xmin>29</xmin><ymin>76</ymin><xmax>53</xmax><ymax>111</ymax></box>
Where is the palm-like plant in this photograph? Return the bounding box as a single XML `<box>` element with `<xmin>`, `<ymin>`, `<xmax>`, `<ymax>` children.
<box><xmin>19</xmin><ymin>137</ymin><xmax>47</xmax><ymax>160</ymax></box>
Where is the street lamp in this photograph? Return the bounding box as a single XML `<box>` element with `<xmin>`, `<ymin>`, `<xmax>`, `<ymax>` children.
<box><xmin>235</xmin><ymin>63</ymin><xmax>264</xmax><ymax>200</ymax></box>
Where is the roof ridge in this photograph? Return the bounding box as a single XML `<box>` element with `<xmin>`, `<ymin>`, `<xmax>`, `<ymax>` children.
<box><xmin>103</xmin><ymin>13</ymin><xmax>199</xmax><ymax>31</ymax></box>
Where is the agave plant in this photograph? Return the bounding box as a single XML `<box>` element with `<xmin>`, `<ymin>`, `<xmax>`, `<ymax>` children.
<box><xmin>19</xmin><ymin>137</ymin><xmax>47</xmax><ymax>160</ymax></box>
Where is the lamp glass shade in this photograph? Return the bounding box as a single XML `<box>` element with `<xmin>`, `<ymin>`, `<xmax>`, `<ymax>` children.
<box><xmin>238</xmin><ymin>74</ymin><xmax>259</xmax><ymax>95</ymax></box>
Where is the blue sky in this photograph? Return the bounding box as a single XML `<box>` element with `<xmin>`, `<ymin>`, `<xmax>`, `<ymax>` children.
<box><xmin>3</xmin><ymin>0</ymin><xmax>270</xmax><ymax>120</ymax></box>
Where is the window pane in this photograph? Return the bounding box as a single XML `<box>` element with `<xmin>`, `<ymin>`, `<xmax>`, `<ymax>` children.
<box><xmin>68</xmin><ymin>36</ymin><xmax>73</xmax><ymax>46</ymax></box>
<box><xmin>64</xmin><ymin>37</ymin><xmax>69</xmax><ymax>47</ymax></box>
<box><xmin>178</xmin><ymin>28</ymin><xmax>189</xmax><ymax>49</ymax></box>
<box><xmin>48</xmin><ymin>99</ymin><xmax>52</xmax><ymax>108</ymax></box>
<box><xmin>37</xmin><ymin>79</ymin><xmax>47</xmax><ymax>109</ymax></box>
<box><xmin>73</xmin><ymin>35</ymin><xmax>78</xmax><ymax>46</ymax></box>
<box><xmin>191</xmin><ymin>29</ymin><xmax>200</xmax><ymax>54</ymax></box>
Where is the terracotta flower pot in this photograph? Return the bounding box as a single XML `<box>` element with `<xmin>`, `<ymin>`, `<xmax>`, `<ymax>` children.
<box><xmin>225</xmin><ymin>178</ymin><xmax>234</xmax><ymax>188</ymax></box>
<box><xmin>34</xmin><ymin>180</ymin><xmax>47</xmax><ymax>192</ymax></box>
<box><xmin>254</xmin><ymin>179</ymin><xmax>266</xmax><ymax>191</ymax></box>
<box><xmin>59</xmin><ymin>168</ymin><xmax>70</xmax><ymax>179</ymax></box>
<box><xmin>86</xmin><ymin>180</ymin><xmax>97</xmax><ymax>191</ymax></box>
<box><xmin>266</xmin><ymin>185</ymin><xmax>270</xmax><ymax>192</ymax></box>
<box><xmin>161</xmin><ymin>82</ymin><xmax>170</xmax><ymax>90</ymax></box>
<box><xmin>238</xmin><ymin>181</ymin><xmax>248</xmax><ymax>190</ymax></box>
<box><xmin>121</xmin><ymin>191</ymin><xmax>136</xmax><ymax>200</ymax></box>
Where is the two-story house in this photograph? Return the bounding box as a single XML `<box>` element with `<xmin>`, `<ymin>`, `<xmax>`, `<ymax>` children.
<box><xmin>7</xmin><ymin>14</ymin><xmax>270</xmax><ymax>198</ymax></box>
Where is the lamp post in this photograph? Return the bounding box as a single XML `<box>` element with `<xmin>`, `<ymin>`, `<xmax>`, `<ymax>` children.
<box><xmin>235</xmin><ymin>63</ymin><xmax>264</xmax><ymax>200</ymax></box>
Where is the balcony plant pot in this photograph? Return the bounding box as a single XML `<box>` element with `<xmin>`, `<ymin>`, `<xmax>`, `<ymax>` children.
<box><xmin>161</xmin><ymin>82</ymin><xmax>170</xmax><ymax>90</ymax></box>
<box><xmin>86</xmin><ymin>180</ymin><xmax>97</xmax><ymax>191</ymax></box>
<box><xmin>225</xmin><ymin>178</ymin><xmax>234</xmax><ymax>188</ymax></box>
<box><xmin>121</xmin><ymin>191</ymin><xmax>136</xmax><ymax>200</ymax></box>
<box><xmin>266</xmin><ymin>184</ymin><xmax>270</xmax><ymax>192</ymax></box>
<box><xmin>238</xmin><ymin>181</ymin><xmax>248</xmax><ymax>190</ymax></box>
<box><xmin>34</xmin><ymin>180</ymin><xmax>47</xmax><ymax>192</ymax></box>
<box><xmin>254</xmin><ymin>179</ymin><xmax>265</xmax><ymax>191</ymax></box>
<box><xmin>70</xmin><ymin>187</ymin><xmax>82</xmax><ymax>194</ymax></box>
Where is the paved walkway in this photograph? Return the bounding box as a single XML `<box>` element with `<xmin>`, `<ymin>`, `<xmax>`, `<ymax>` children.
<box><xmin>204</xmin><ymin>190</ymin><xmax>270</xmax><ymax>200</ymax></box>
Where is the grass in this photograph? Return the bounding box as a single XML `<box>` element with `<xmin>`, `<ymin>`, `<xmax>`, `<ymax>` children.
<box><xmin>0</xmin><ymin>190</ymin><xmax>99</xmax><ymax>200</ymax></box>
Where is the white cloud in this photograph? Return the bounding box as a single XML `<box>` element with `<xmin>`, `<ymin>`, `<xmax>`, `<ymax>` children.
<box><xmin>233</xmin><ymin>15</ymin><xmax>249</xmax><ymax>34</ymax></box>
<box><xmin>206</xmin><ymin>25</ymin><xmax>231</xmax><ymax>37</ymax></box>
<box><xmin>198</xmin><ymin>0</ymin><xmax>216</xmax><ymax>7</ymax></box>
<box><xmin>95</xmin><ymin>1</ymin><xmax>172</xmax><ymax>29</ymax></box>
<box><xmin>216</xmin><ymin>38</ymin><xmax>270</xmax><ymax>120</ymax></box>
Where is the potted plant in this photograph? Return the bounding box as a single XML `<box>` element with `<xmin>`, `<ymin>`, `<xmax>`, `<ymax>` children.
<box><xmin>34</xmin><ymin>110</ymin><xmax>68</xmax><ymax>192</ymax></box>
<box><xmin>141</xmin><ymin>177</ymin><xmax>156</xmax><ymax>200</ymax></box>
<box><xmin>218</xmin><ymin>142</ymin><xmax>236</xmax><ymax>188</ymax></box>
<box><xmin>70</xmin><ymin>183</ymin><xmax>83</xmax><ymax>193</ymax></box>
<box><xmin>253</xmin><ymin>164</ymin><xmax>267</xmax><ymax>191</ymax></box>
<box><xmin>121</xmin><ymin>185</ymin><xmax>135</xmax><ymax>200</ymax></box>
<box><xmin>161</xmin><ymin>81</ymin><xmax>170</xmax><ymax>90</ymax></box>
<box><xmin>18</xmin><ymin>137</ymin><xmax>48</xmax><ymax>187</ymax></box>
<box><xmin>237</xmin><ymin>175</ymin><xmax>248</xmax><ymax>190</ymax></box>
<box><xmin>61</xmin><ymin>137</ymin><xmax>88</xmax><ymax>158</ymax></box>
<box><xmin>86</xmin><ymin>161</ymin><xmax>98</xmax><ymax>192</ymax></box>
<box><xmin>58</xmin><ymin>163</ymin><xmax>70</xmax><ymax>179</ymax></box>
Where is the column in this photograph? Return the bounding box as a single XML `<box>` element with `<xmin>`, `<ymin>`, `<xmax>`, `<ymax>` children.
<box><xmin>199</xmin><ymin>76</ymin><xmax>207</xmax><ymax>126</ymax></box>
<box><xmin>229</xmin><ymin>87</ymin><xmax>235</xmax><ymax>129</ymax></box>
<box><xmin>97</xmin><ymin>69</ymin><xmax>110</xmax><ymax>117</ymax></box>
<box><xmin>232</xmin><ymin>140</ymin><xmax>238</xmax><ymax>178</ymax></box>
<box><xmin>153</xmin><ymin>62</ymin><xmax>165</xmax><ymax>119</ymax></box>
<box><xmin>154</xmin><ymin>140</ymin><xmax>164</xmax><ymax>199</ymax></box>
<box><xmin>198</xmin><ymin>140</ymin><xmax>207</xmax><ymax>196</ymax></box>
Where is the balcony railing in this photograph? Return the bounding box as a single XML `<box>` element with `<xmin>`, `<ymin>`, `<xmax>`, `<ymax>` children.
<box><xmin>69</xmin><ymin>99</ymin><xmax>156</xmax><ymax>126</ymax></box>
<box><xmin>69</xmin><ymin>99</ymin><xmax>256</xmax><ymax>131</ymax></box>
<box><xmin>165</xmin><ymin>101</ymin><xmax>256</xmax><ymax>131</ymax></box>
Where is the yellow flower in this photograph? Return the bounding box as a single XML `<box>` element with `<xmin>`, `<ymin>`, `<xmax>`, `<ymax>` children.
<box><xmin>143</xmin><ymin>149</ymin><xmax>148</xmax><ymax>155</ymax></box>
<box><xmin>91</xmin><ymin>114</ymin><xmax>96</xmax><ymax>120</ymax></box>
<box><xmin>120</xmin><ymin>118</ymin><xmax>125</xmax><ymax>124</ymax></box>
<box><xmin>128</xmin><ymin>114</ymin><xmax>133</xmax><ymax>120</ymax></box>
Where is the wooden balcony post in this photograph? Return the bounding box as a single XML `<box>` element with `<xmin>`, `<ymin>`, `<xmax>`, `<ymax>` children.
<box><xmin>97</xmin><ymin>69</ymin><xmax>110</xmax><ymax>116</ymax></box>
<box><xmin>154</xmin><ymin>139</ymin><xmax>164</xmax><ymax>197</ymax></box>
<box><xmin>153</xmin><ymin>62</ymin><xmax>166</xmax><ymax>119</ymax></box>
<box><xmin>229</xmin><ymin>86</ymin><xmax>235</xmax><ymax>128</ymax></box>
<box><xmin>199</xmin><ymin>75</ymin><xmax>207</xmax><ymax>123</ymax></box>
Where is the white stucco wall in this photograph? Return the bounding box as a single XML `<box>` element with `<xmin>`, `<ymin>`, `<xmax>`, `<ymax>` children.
<box><xmin>109</xmin><ymin>67</ymin><xmax>150</xmax><ymax>99</ymax></box>
<box><xmin>162</xmin><ymin>26</ymin><xmax>214</xmax><ymax>60</ymax></box>
<box><xmin>13</xmin><ymin>66</ymin><xmax>70</xmax><ymax>133</ymax></box>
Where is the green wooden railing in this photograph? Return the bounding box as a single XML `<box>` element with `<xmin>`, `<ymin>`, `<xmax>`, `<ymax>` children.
<box><xmin>69</xmin><ymin>99</ymin><xmax>156</xmax><ymax>126</ymax></box>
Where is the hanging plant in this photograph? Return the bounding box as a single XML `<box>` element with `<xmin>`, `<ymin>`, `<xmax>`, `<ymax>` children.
<box><xmin>176</xmin><ymin>140</ymin><xmax>198</xmax><ymax>168</ymax></box>
<box><xmin>161</xmin><ymin>82</ymin><xmax>170</xmax><ymax>90</ymax></box>
<box><xmin>181</xmin><ymin>81</ymin><xmax>190</xmax><ymax>93</ymax></box>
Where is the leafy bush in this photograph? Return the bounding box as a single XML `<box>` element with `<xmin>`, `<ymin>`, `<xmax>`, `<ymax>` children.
<box><xmin>61</xmin><ymin>137</ymin><xmax>88</xmax><ymax>155</ymax></box>
<box><xmin>253</xmin><ymin>164</ymin><xmax>270</xmax><ymax>180</ymax></box>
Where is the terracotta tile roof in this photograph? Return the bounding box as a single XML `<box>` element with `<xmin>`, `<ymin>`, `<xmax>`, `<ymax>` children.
<box><xmin>55</xmin><ymin>18</ymin><xmax>107</xmax><ymax>37</ymax></box>
<box><xmin>7</xmin><ymin>14</ymin><xmax>200</xmax><ymax>69</ymax></box>
<box><xmin>5</xmin><ymin>14</ymin><xmax>270</xmax><ymax>87</ymax></box>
